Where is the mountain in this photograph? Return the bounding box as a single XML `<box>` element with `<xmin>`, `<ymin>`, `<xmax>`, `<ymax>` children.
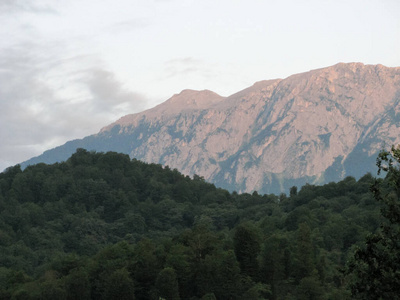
<box><xmin>22</xmin><ymin>63</ymin><xmax>400</xmax><ymax>194</ymax></box>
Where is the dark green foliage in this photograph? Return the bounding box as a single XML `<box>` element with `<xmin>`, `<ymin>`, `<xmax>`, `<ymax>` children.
<box><xmin>155</xmin><ymin>267</ymin><xmax>180</xmax><ymax>300</ymax></box>
<box><xmin>345</xmin><ymin>146</ymin><xmax>400</xmax><ymax>299</ymax></box>
<box><xmin>103</xmin><ymin>268</ymin><xmax>135</xmax><ymax>300</ymax></box>
<box><xmin>233</xmin><ymin>223</ymin><xmax>261</xmax><ymax>280</ymax></box>
<box><xmin>64</xmin><ymin>268</ymin><xmax>91</xmax><ymax>300</ymax></box>
<box><xmin>293</xmin><ymin>223</ymin><xmax>315</xmax><ymax>281</ymax></box>
<box><xmin>0</xmin><ymin>149</ymin><xmax>387</xmax><ymax>298</ymax></box>
<box><xmin>40</xmin><ymin>275</ymin><xmax>67</xmax><ymax>300</ymax></box>
<box><xmin>296</xmin><ymin>276</ymin><xmax>325</xmax><ymax>300</ymax></box>
<box><xmin>260</xmin><ymin>234</ymin><xmax>289</xmax><ymax>299</ymax></box>
<box><xmin>195</xmin><ymin>249</ymin><xmax>243</xmax><ymax>299</ymax></box>
<box><xmin>88</xmin><ymin>241</ymin><xmax>134</xmax><ymax>299</ymax></box>
<box><xmin>130</xmin><ymin>239</ymin><xmax>160</xmax><ymax>300</ymax></box>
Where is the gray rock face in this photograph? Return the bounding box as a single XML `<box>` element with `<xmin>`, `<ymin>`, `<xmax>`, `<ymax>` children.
<box><xmin>22</xmin><ymin>63</ymin><xmax>400</xmax><ymax>194</ymax></box>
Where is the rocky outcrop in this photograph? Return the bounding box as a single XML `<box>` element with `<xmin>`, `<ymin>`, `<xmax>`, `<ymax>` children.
<box><xmin>22</xmin><ymin>63</ymin><xmax>400</xmax><ymax>194</ymax></box>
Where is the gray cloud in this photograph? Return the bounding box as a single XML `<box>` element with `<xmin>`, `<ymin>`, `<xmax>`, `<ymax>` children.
<box><xmin>0</xmin><ymin>43</ymin><xmax>57</xmax><ymax>169</ymax></box>
<box><xmin>0</xmin><ymin>0</ymin><xmax>56</xmax><ymax>15</ymax></box>
<box><xmin>0</xmin><ymin>43</ymin><xmax>148</xmax><ymax>171</ymax></box>
<box><xmin>82</xmin><ymin>69</ymin><xmax>146</xmax><ymax>112</ymax></box>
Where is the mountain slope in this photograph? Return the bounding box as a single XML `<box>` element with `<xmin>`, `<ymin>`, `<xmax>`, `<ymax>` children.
<box><xmin>22</xmin><ymin>63</ymin><xmax>400</xmax><ymax>194</ymax></box>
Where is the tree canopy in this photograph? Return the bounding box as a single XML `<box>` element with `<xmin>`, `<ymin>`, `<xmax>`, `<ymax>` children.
<box><xmin>345</xmin><ymin>145</ymin><xmax>400</xmax><ymax>299</ymax></box>
<box><xmin>0</xmin><ymin>148</ymin><xmax>387</xmax><ymax>299</ymax></box>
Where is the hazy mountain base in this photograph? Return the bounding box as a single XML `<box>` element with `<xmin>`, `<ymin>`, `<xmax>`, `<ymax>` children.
<box><xmin>21</xmin><ymin>127</ymin><xmax>379</xmax><ymax>195</ymax></box>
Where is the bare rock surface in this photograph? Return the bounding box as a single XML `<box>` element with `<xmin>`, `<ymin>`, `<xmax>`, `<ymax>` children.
<box><xmin>23</xmin><ymin>63</ymin><xmax>400</xmax><ymax>194</ymax></box>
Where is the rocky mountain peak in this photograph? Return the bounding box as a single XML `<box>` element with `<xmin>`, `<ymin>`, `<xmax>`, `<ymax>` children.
<box><xmin>22</xmin><ymin>63</ymin><xmax>400</xmax><ymax>194</ymax></box>
<box><xmin>158</xmin><ymin>89</ymin><xmax>225</xmax><ymax>115</ymax></box>
<box><xmin>100</xmin><ymin>89</ymin><xmax>224</xmax><ymax>133</ymax></box>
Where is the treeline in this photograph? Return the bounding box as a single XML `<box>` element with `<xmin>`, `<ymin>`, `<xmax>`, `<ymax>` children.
<box><xmin>0</xmin><ymin>149</ymin><xmax>383</xmax><ymax>299</ymax></box>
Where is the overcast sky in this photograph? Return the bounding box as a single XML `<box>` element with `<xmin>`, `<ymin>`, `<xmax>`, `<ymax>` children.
<box><xmin>1</xmin><ymin>0</ymin><xmax>399</xmax><ymax>171</ymax></box>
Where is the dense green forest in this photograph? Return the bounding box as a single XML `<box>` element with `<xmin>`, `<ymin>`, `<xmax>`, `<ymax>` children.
<box><xmin>0</xmin><ymin>148</ymin><xmax>396</xmax><ymax>299</ymax></box>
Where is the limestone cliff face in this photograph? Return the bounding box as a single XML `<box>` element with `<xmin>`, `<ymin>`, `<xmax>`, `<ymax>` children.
<box><xmin>23</xmin><ymin>63</ymin><xmax>400</xmax><ymax>194</ymax></box>
<box><xmin>96</xmin><ymin>63</ymin><xmax>400</xmax><ymax>193</ymax></box>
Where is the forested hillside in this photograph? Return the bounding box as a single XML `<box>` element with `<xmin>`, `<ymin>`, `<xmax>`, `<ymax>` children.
<box><xmin>0</xmin><ymin>149</ymin><xmax>385</xmax><ymax>299</ymax></box>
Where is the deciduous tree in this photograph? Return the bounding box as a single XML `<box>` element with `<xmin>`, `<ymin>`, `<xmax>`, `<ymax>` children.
<box><xmin>346</xmin><ymin>145</ymin><xmax>400</xmax><ymax>299</ymax></box>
